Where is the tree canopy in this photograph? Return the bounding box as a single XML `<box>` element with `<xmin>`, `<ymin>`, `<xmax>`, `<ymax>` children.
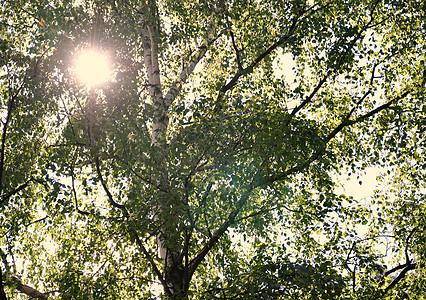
<box><xmin>0</xmin><ymin>0</ymin><xmax>425</xmax><ymax>299</ymax></box>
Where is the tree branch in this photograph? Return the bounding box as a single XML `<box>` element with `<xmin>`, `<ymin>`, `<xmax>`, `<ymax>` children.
<box><xmin>214</xmin><ymin>2</ymin><xmax>332</xmax><ymax>111</ymax></box>
<box><xmin>1</xmin><ymin>251</ymin><xmax>47</xmax><ymax>299</ymax></box>
<box><xmin>380</xmin><ymin>262</ymin><xmax>417</xmax><ymax>297</ymax></box>
<box><xmin>127</xmin><ymin>225</ymin><xmax>172</xmax><ymax>296</ymax></box>
<box><xmin>0</xmin><ymin>74</ymin><xmax>27</xmax><ymax>192</ymax></box>
<box><xmin>8</xmin><ymin>276</ymin><xmax>48</xmax><ymax>300</ymax></box>
<box><xmin>377</xmin><ymin>225</ymin><xmax>421</xmax><ymax>296</ymax></box>
<box><xmin>348</xmin><ymin>91</ymin><xmax>410</xmax><ymax>126</ymax></box>
<box><xmin>70</xmin><ymin>160</ymin><xmax>90</xmax><ymax>216</ymax></box>
<box><xmin>289</xmin><ymin>74</ymin><xmax>330</xmax><ymax>118</ymax></box>
<box><xmin>164</xmin><ymin>0</ymin><xmax>220</xmax><ymax>110</ymax></box>
<box><xmin>188</xmin><ymin>187</ymin><xmax>254</xmax><ymax>279</ymax></box>
<box><xmin>95</xmin><ymin>156</ymin><xmax>127</xmax><ymax>212</ymax></box>
<box><xmin>0</xmin><ymin>177</ymin><xmax>47</xmax><ymax>205</ymax></box>
<box><xmin>163</xmin><ymin>35</ymin><xmax>217</xmax><ymax>109</ymax></box>
<box><xmin>228</xmin><ymin>29</ymin><xmax>242</xmax><ymax>72</ymax></box>
<box><xmin>289</xmin><ymin>0</ymin><xmax>384</xmax><ymax>121</ymax></box>
<box><xmin>215</xmin><ymin>15</ymin><xmax>300</xmax><ymax>107</ymax></box>
<box><xmin>267</xmin><ymin>89</ymin><xmax>411</xmax><ymax>184</ymax></box>
<box><xmin>1</xmin><ymin>272</ymin><xmax>49</xmax><ymax>300</ymax></box>
<box><xmin>0</xmin><ymin>181</ymin><xmax>30</xmax><ymax>205</ymax></box>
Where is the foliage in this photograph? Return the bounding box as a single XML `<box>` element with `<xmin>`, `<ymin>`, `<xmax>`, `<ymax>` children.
<box><xmin>0</xmin><ymin>0</ymin><xmax>425</xmax><ymax>299</ymax></box>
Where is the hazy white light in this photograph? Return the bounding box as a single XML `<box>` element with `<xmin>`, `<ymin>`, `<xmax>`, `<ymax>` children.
<box><xmin>75</xmin><ymin>50</ymin><xmax>111</xmax><ymax>87</ymax></box>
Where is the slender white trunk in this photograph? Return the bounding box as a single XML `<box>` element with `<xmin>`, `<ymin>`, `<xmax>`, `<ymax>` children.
<box><xmin>136</xmin><ymin>2</ymin><xmax>214</xmax><ymax>295</ymax></box>
<box><xmin>137</xmin><ymin>4</ymin><xmax>179</xmax><ymax>294</ymax></box>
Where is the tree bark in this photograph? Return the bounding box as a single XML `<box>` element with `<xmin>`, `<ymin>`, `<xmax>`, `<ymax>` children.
<box><xmin>136</xmin><ymin>1</ymin><xmax>218</xmax><ymax>296</ymax></box>
<box><xmin>0</xmin><ymin>271</ymin><xmax>48</xmax><ymax>300</ymax></box>
<box><xmin>137</xmin><ymin>2</ymin><xmax>182</xmax><ymax>296</ymax></box>
<box><xmin>0</xmin><ymin>268</ymin><xmax>7</xmax><ymax>300</ymax></box>
<box><xmin>10</xmin><ymin>276</ymin><xmax>48</xmax><ymax>300</ymax></box>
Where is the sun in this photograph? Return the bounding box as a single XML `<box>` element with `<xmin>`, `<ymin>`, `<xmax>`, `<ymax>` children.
<box><xmin>75</xmin><ymin>49</ymin><xmax>112</xmax><ymax>87</ymax></box>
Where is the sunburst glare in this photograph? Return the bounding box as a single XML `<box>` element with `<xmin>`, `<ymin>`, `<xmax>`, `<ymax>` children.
<box><xmin>75</xmin><ymin>49</ymin><xmax>112</xmax><ymax>87</ymax></box>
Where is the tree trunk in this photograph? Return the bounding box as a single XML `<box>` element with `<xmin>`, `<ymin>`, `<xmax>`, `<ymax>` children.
<box><xmin>137</xmin><ymin>3</ymin><xmax>184</xmax><ymax>296</ymax></box>
<box><xmin>136</xmin><ymin>1</ymin><xmax>215</xmax><ymax>296</ymax></box>
<box><xmin>0</xmin><ymin>268</ymin><xmax>7</xmax><ymax>300</ymax></box>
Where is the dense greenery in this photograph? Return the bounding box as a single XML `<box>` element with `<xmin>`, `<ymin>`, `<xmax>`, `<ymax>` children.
<box><xmin>1</xmin><ymin>0</ymin><xmax>425</xmax><ymax>299</ymax></box>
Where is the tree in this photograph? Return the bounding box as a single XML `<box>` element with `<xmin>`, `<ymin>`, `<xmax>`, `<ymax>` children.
<box><xmin>0</xmin><ymin>0</ymin><xmax>425</xmax><ymax>299</ymax></box>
